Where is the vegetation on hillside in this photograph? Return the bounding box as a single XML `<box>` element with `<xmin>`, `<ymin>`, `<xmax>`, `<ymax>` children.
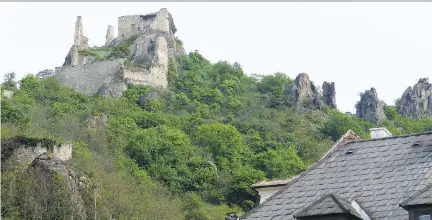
<box><xmin>1</xmin><ymin>51</ymin><xmax>431</xmax><ymax>219</ymax></box>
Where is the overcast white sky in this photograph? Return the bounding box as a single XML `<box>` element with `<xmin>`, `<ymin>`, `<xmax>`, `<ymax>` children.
<box><xmin>1</xmin><ymin>2</ymin><xmax>431</xmax><ymax>113</ymax></box>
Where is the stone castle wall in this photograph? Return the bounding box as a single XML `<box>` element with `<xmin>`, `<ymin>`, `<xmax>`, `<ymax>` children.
<box><xmin>118</xmin><ymin>8</ymin><xmax>170</xmax><ymax>40</ymax></box>
<box><xmin>55</xmin><ymin>59</ymin><xmax>125</xmax><ymax>96</ymax></box>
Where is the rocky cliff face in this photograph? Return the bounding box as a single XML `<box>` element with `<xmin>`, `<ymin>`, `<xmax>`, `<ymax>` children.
<box><xmin>356</xmin><ymin>88</ymin><xmax>387</xmax><ymax>123</ymax></box>
<box><xmin>285</xmin><ymin>73</ymin><xmax>337</xmax><ymax>109</ymax></box>
<box><xmin>396</xmin><ymin>78</ymin><xmax>432</xmax><ymax>118</ymax></box>
<box><xmin>55</xmin><ymin>8</ymin><xmax>184</xmax><ymax>97</ymax></box>
<box><xmin>28</xmin><ymin>153</ymin><xmax>88</xmax><ymax>219</ymax></box>
<box><xmin>322</xmin><ymin>82</ymin><xmax>337</xmax><ymax>109</ymax></box>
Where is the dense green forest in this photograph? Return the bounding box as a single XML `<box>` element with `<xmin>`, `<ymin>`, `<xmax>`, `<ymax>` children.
<box><xmin>2</xmin><ymin>51</ymin><xmax>432</xmax><ymax>219</ymax></box>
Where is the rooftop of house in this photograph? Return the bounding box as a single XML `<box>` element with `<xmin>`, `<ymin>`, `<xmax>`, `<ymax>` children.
<box><xmin>252</xmin><ymin>179</ymin><xmax>293</xmax><ymax>189</ymax></box>
<box><xmin>241</xmin><ymin>131</ymin><xmax>432</xmax><ymax>220</ymax></box>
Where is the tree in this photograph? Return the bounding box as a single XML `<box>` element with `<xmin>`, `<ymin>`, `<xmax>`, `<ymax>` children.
<box><xmin>252</xmin><ymin>147</ymin><xmax>306</xmax><ymax>179</ymax></box>
<box><xmin>2</xmin><ymin>72</ymin><xmax>17</xmax><ymax>90</ymax></box>
<box><xmin>194</xmin><ymin>123</ymin><xmax>246</xmax><ymax>170</ymax></box>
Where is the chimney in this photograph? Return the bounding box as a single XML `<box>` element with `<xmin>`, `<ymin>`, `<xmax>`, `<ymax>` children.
<box><xmin>369</xmin><ymin>127</ymin><xmax>392</xmax><ymax>139</ymax></box>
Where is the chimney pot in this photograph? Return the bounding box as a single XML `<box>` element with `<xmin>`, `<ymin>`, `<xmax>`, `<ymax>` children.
<box><xmin>369</xmin><ymin>127</ymin><xmax>392</xmax><ymax>139</ymax></box>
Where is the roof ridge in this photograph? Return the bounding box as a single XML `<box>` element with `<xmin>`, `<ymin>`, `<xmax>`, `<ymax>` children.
<box><xmin>349</xmin><ymin>131</ymin><xmax>432</xmax><ymax>144</ymax></box>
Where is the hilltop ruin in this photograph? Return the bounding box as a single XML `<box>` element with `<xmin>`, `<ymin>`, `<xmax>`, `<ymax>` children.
<box><xmin>54</xmin><ymin>8</ymin><xmax>184</xmax><ymax>97</ymax></box>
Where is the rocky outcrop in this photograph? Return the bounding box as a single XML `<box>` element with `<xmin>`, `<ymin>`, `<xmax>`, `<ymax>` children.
<box><xmin>1</xmin><ymin>136</ymin><xmax>72</xmax><ymax>170</ymax></box>
<box><xmin>356</xmin><ymin>88</ymin><xmax>387</xmax><ymax>123</ymax></box>
<box><xmin>285</xmin><ymin>73</ymin><xmax>337</xmax><ymax>109</ymax></box>
<box><xmin>396</xmin><ymin>78</ymin><xmax>432</xmax><ymax>118</ymax></box>
<box><xmin>26</xmin><ymin>153</ymin><xmax>87</xmax><ymax>219</ymax></box>
<box><xmin>322</xmin><ymin>82</ymin><xmax>337</xmax><ymax>109</ymax></box>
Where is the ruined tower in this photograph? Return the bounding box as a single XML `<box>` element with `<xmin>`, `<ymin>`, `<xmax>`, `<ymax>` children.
<box><xmin>62</xmin><ymin>16</ymin><xmax>89</xmax><ymax>67</ymax></box>
<box><xmin>105</xmin><ymin>25</ymin><xmax>115</xmax><ymax>46</ymax></box>
<box><xmin>74</xmin><ymin>16</ymin><xmax>83</xmax><ymax>46</ymax></box>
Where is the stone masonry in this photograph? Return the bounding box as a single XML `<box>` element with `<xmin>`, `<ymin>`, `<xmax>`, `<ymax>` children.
<box><xmin>63</xmin><ymin>16</ymin><xmax>89</xmax><ymax>67</ymax></box>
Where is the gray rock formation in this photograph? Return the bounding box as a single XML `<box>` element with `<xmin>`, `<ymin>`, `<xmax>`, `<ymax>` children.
<box><xmin>36</xmin><ymin>69</ymin><xmax>55</xmax><ymax>79</ymax></box>
<box><xmin>322</xmin><ymin>81</ymin><xmax>337</xmax><ymax>109</ymax></box>
<box><xmin>29</xmin><ymin>153</ymin><xmax>87</xmax><ymax>219</ymax></box>
<box><xmin>396</xmin><ymin>78</ymin><xmax>432</xmax><ymax>118</ymax></box>
<box><xmin>55</xmin><ymin>8</ymin><xmax>185</xmax><ymax>97</ymax></box>
<box><xmin>356</xmin><ymin>88</ymin><xmax>387</xmax><ymax>123</ymax></box>
<box><xmin>285</xmin><ymin>73</ymin><xmax>337</xmax><ymax>109</ymax></box>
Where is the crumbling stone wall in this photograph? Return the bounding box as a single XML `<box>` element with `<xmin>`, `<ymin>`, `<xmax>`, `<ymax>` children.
<box><xmin>118</xmin><ymin>8</ymin><xmax>171</xmax><ymax>40</ymax></box>
<box><xmin>55</xmin><ymin>59</ymin><xmax>126</xmax><ymax>97</ymax></box>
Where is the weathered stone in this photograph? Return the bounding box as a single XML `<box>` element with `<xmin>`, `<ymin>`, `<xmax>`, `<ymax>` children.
<box><xmin>356</xmin><ymin>88</ymin><xmax>387</xmax><ymax>123</ymax></box>
<box><xmin>29</xmin><ymin>153</ymin><xmax>87</xmax><ymax>219</ymax></box>
<box><xmin>63</xmin><ymin>16</ymin><xmax>89</xmax><ymax>67</ymax></box>
<box><xmin>55</xmin><ymin>59</ymin><xmax>126</xmax><ymax>97</ymax></box>
<box><xmin>106</xmin><ymin>25</ymin><xmax>115</xmax><ymax>46</ymax></box>
<box><xmin>296</xmin><ymin>73</ymin><xmax>318</xmax><ymax>104</ymax></box>
<box><xmin>322</xmin><ymin>81</ymin><xmax>337</xmax><ymax>109</ymax></box>
<box><xmin>285</xmin><ymin>73</ymin><xmax>334</xmax><ymax>109</ymax></box>
<box><xmin>396</xmin><ymin>78</ymin><xmax>432</xmax><ymax>118</ymax></box>
<box><xmin>2</xmin><ymin>140</ymin><xmax>73</xmax><ymax>170</ymax></box>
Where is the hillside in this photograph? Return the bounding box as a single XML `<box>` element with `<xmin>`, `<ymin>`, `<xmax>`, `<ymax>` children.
<box><xmin>1</xmin><ymin>9</ymin><xmax>432</xmax><ymax>220</ymax></box>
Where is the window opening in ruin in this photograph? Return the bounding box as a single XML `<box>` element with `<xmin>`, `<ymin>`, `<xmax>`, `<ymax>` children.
<box><xmin>138</xmin><ymin>27</ymin><xmax>141</xmax><ymax>31</ymax></box>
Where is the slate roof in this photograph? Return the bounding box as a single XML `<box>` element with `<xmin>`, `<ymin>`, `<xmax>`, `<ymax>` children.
<box><xmin>252</xmin><ymin>179</ymin><xmax>292</xmax><ymax>188</ymax></box>
<box><xmin>400</xmin><ymin>182</ymin><xmax>432</xmax><ymax>208</ymax></box>
<box><xmin>241</xmin><ymin>131</ymin><xmax>432</xmax><ymax>220</ymax></box>
<box><xmin>293</xmin><ymin>193</ymin><xmax>363</xmax><ymax>219</ymax></box>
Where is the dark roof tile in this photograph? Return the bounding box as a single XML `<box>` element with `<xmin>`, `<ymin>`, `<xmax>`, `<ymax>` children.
<box><xmin>242</xmin><ymin>132</ymin><xmax>432</xmax><ymax>220</ymax></box>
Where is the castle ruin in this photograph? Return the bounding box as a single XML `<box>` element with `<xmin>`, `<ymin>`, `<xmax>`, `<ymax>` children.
<box><xmin>54</xmin><ymin>8</ymin><xmax>184</xmax><ymax>97</ymax></box>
